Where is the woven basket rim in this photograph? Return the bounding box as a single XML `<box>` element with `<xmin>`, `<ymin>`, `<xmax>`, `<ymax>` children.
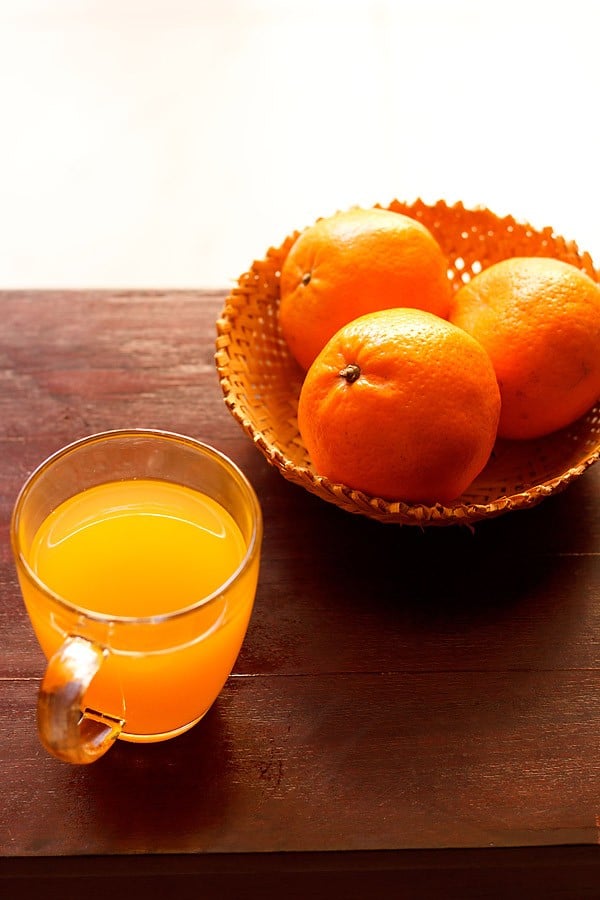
<box><xmin>226</xmin><ymin>416</ymin><xmax>600</xmax><ymax>526</ymax></box>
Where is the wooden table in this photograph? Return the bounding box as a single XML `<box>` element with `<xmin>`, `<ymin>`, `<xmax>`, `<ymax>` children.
<box><xmin>1</xmin><ymin>291</ymin><xmax>600</xmax><ymax>899</ymax></box>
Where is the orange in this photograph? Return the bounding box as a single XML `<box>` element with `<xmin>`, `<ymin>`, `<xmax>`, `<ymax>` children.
<box><xmin>449</xmin><ymin>256</ymin><xmax>600</xmax><ymax>439</ymax></box>
<box><xmin>297</xmin><ymin>308</ymin><xmax>501</xmax><ymax>504</ymax></box>
<box><xmin>279</xmin><ymin>207</ymin><xmax>452</xmax><ymax>371</ymax></box>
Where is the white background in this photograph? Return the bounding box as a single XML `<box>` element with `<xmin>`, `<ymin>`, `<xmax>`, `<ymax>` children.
<box><xmin>0</xmin><ymin>0</ymin><xmax>598</xmax><ymax>289</ymax></box>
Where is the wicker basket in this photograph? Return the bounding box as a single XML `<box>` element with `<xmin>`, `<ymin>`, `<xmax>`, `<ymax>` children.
<box><xmin>215</xmin><ymin>199</ymin><xmax>600</xmax><ymax>526</ymax></box>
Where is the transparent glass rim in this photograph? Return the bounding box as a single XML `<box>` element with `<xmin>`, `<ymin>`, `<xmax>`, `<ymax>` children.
<box><xmin>10</xmin><ymin>428</ymin><xmax>263</xmax><ymax>626</ymax></box>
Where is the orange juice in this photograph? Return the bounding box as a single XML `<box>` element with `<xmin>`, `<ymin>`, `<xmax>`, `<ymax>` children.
<box><xmin>24</xmin><ymin>478</ymin><xmax>258</xmax><ymax>740</ymax></box>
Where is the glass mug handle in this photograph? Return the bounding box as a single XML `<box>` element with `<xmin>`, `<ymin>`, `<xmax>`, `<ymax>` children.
<box><xmin>37</xmin><ymin>635</ymin><xmax>125</xmax><ymax>764</ymax></box>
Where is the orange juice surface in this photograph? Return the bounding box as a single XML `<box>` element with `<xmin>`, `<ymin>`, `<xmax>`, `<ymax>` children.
<box><xmin>25</xmin><ymin>479</ymin><xmax>257</xmax><ymax>739</ymax></box>
<box><xmin>30</xmin><ymin>479</ymin><xmax>246</xmax><ymax>617</ymax></box>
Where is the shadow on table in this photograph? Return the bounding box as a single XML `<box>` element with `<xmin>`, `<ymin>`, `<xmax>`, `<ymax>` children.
<box><xmin>240</xmin><ymin>463</ymin><xmax>598</xmax><ymax>676</ymax></box>
<box><xmin>64</xmin><ymin>703</ymin><xmax>236</xmax><ymax>853</ymax></box>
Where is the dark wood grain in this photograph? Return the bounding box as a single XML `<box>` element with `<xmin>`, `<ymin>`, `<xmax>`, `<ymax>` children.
<box><xmin>1</xmin><ymin>291</ymin><xmax>600</xmax><ymax>897</ymax></box>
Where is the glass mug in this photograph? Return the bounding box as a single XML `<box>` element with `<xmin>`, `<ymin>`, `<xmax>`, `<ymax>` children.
<box><xmin>11</xmin><ymin>430</ymin><xmax>262</xmax><ymax>764</ymax></box>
